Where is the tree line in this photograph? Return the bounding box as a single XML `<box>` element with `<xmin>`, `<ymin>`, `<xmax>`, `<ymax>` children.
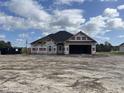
<box><xmin>96</xmin><ymin>41</ymin><xmax>119</xmax><ymax>52</ymax></box>
<box><xmin>0</xmin><ymin>41</ymin><xmax>12</xmax><ymax>48</ymax></box>
<box><xmin>0</xmin><ymin>41</ymin><xmax>22</xmax><ymax>54</ymax></box>
<box><xmin>0</xmin><ymin>40</ymin><xmax>119</xmax><ymax>53</ymax></box>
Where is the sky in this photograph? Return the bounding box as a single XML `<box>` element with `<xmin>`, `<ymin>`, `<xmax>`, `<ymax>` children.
<box><xmin>0</xmin><ymin>0</ymin><xmax>124</xmax><ymax>47</ymax></box>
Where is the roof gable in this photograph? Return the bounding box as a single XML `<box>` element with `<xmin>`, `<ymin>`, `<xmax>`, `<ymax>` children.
<box><xmin>66</xmin><ymin>31</ymin><xmax>97</xmax><ymax>43</ymax></box>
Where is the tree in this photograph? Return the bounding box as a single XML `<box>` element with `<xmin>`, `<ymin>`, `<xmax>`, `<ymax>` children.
<box><xmin>104</xmin><ymin>41</ymin><xmax>112</xmax><ymax>52</ymax></box>
<box><xmin>0</xmin><ymin>41</ymin><xmax>12</xmax><ymax>48</ymax></box>
<box><xmin>96</xmin><ymin>41</ymin><xmax>112</xmax><ymax>52</ymax></box>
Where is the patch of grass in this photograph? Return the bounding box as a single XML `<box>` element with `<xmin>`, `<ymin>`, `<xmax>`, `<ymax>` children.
<box><xmin>96</xmin><ymin>51</ymin><xmax>124</xmax><ymax>56</ymax></box>
<box><xmin>110</xmin><ymin>51</ymin><xmax>124</xmax><ymax>55</ymax></box>
<box><xmin>95</xmin><ymin>52</ymin><xmax>110</xmax><ymax>57</ymax></box>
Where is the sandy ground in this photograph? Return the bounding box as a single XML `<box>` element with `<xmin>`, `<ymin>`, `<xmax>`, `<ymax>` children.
<box><xmin>0</xmin><ymin>55</ymin><xmax>124</xmax><ymax>93</ymax></box>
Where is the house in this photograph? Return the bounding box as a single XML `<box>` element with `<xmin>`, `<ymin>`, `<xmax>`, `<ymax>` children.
<box><xmin>119</xmin><ymin>43</ymin><xmax>124</xmax><ymax>52</ymax></box>
<box><xmin>31</xmin><ymin>31</ymin><xmax>97</xmax><ymax>55</ymax></box>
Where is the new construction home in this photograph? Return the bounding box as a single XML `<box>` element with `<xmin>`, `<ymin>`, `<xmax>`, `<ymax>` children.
<box><xmin>31</xmin><ymin>31</ymin><xmax>97</xmax><ymax>55</ymax></box>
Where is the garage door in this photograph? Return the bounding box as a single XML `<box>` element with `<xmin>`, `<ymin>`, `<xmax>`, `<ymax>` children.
<box><xmin>69</xmin><ymin>45</ymin><xmax>91</xmax><ymax>54</ymax></box>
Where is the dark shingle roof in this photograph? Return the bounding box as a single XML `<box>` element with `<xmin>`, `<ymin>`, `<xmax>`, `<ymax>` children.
<box><xmin>31</xmin><ymin>31</ymin><xmax>73</xmax><ymax>44</ymax></box>
<box><xmin>31</xmin><ymin>31</ymin><xmax>97</xmax><ymax>45</ymax></box>
<box><xmin>49</xmin><ymin>31</ymin><xmax>73</xmax><ymax>42</ymax></box>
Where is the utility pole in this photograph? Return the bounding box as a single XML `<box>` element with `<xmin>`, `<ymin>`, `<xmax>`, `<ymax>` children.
<box><xmin>26</xmin><ymin>39</ymin><xmax>28</xmax><ymax>54</ymax></box>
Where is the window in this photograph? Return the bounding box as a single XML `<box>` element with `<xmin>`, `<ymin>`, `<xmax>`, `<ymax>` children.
<box><xmin>92</xmin><ymin>48</ymin><xmax>96</xmax><ymax>51</ymax></box>
<box><xmin>39</xmin><ymin>48</ymin><xmax>46</xmax><ymax>51</ymax></box>
<box><xmin>39</xmin><ymin>48</ymin><xmax>43</xmax><ymax>51</ymax></box>
<box><xmin>44</xmin><ymin>48</ymin><xmax>46</xmax><ymax>51</ymax></box>
<box><xmin>32</xmin><ymin>48</ymin><xmax>38</xmax><ymax>51</ymax></box>
<box><xmin>82</xmin><ymin>37</ymin><xmax>86</xmax><ymax>40</ymax></box>
<box><xmin>32</xmin><ymin>48</ymin><xmax>35</xmax><ymax>51</ymax></box>
<box><xmin>77</xmin><ymin>37</ymin><xmax>81</xmax><ymax>40</ymax></box>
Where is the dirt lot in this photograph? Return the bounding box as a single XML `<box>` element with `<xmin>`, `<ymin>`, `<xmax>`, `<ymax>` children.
<box><xmin>0</xmin><ymin>55</ymin><xmax>124</xmax><ymax>93</ymax></box>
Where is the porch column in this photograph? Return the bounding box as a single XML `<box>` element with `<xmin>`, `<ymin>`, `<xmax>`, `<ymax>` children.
<box><xmin>91</xmin><ymin>43</ymin><xmax>96</xmax><ymax>54</ymax></box>
<box><xmin>64</xmin><ymin>45</ymin><xmax>69</xmax><ymax>54</ymax></box>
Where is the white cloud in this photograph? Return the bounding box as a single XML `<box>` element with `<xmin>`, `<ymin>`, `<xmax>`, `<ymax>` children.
<box><xmin>7</xmin><ymin>0</ymin><xmax>51</xmax><ymax>22</ymax></box>
<box><xmin>49</xmin><ymin>9</ymin><xmax>85</xmax><ymax>33</ymax></box>
<box><xmin>54</xmin><ymin>0</ymin><xmax>85</xmax><ymax>5</ymax></box>
<box><xmin>81</xmin><ymin>8</ymin><xmax>124</xmax><ymax>36</ymax></box>
<box><xmin>103</xmin><ymin>8</ymin><xmax>119</xmax><ymax>17</ymax></box>
<box><xmin>107</xmin><ymin>18</ymin><xmax>124</xmax><ymax>29</ymax></box>
<box><xmin>1</xmin><ymin>0</ymin><xmax>86</xmax><ymax>34</ymax></box>
<box><xmin>15</xmin><ymin>38</ymin><xmax>24</xmax><ymax>42</ymax></box>
<box><xmin>0</xmin><ymin>12</ymin><xmax>50</xmax><ymax>31</ymax></box>
<box><xmin>100</xmin><ymin>0</ymin><xmax>118</xmax><ymax>2</ymax></box>
<box><xmin>103</xmin><ymin>8</ymin><xmax>124</xmax><ymax>30</ymax></box>
<box><xmin>54</xmin><ymin>0</ymin><xmax>118</xmax><ymax>5</ymax></box>
<box><xmin>14</xmin><ymin>38</ymin><xmax>26</xmax><ymax>47</ymax></box>
<box><xmin>94</xmin><ymin>35</ymin><xmax>110</xmax><ymax>43</ymax></box>
<box><xmin>95</xmin><ymin>36</ymin><xmax>110</xmax><ymax>41</ymax></box>
<box><xmin>19</xmin><ymin>33</ymin><xmax>29</xmax><ymax>38</ymax></box>
<box><xmin>0</xmin><ymin>13</ymin><xmax>32</xmax><ymax>30</ymax></box>
<box><xmin>0</xmin><ymin>34</ymin><xmax>6</xmax><ymax>41</ymax></box>
<box><xmin>31</xmin><ymin>31</ymin><xmax>35</xmax><ymax>34</ymax></box>
<box><xmin>118</xmin><ymin>35</ymin><xmax>124</xmax><ymax>38</ymax></box>
<box><xmin>0</xmin><ymin>9</ymin><xmax>85</xmax><ymax>34</ymax></box>
<box><xmin>117</xmin><ymin>5</ymin><xmax>124</xmax><ymax>10</ymax></box>
<box><xmin>82</xmin><ymin>16</ymin><xmax>106</xmax><ymax>36</ymax></box>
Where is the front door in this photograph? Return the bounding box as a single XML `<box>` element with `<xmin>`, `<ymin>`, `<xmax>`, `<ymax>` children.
<box><xmin>58</xmin><ymin>45</ymin><xmax>63</xmax><ymax>54</ymax></box>
<box><xmin>57</xmin><ymin>44</ymin><xmax>64</xmax><ymax>54</ymax></box>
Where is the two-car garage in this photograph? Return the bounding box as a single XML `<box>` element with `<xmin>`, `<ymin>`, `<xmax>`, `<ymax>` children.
<box><xmin>69</xmin><ymin>45</ymin><xmax>91</xmax><ymax>54</ymax></box>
